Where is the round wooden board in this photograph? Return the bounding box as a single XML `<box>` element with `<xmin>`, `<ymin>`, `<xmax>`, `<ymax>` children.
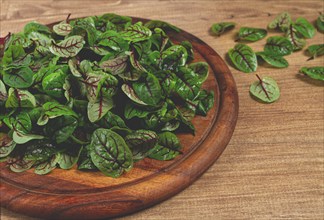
<box><xmin>0</xmin><ymin>17</ymin><xmax>238</xmax><ymax>220</ymax></box>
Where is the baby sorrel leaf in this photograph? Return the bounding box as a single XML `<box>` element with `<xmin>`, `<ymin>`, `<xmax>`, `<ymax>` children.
<box><xmin>9</xmin><ymin>156</ymin><xmax>35</xmax><ymax>173</ymax></box>
<box><xmin>3</xmin><ymin>67</ymin><xmax>34</xmax><ymax>89</ymax></box>
<box><xmin>285</xmin><ymin>24</ymin><xmax>306</xmax><ymax>51</ymax></box>
<box><xmin>100</xmin><ymin>55</ymin><xmax>128</xmax><ymax>75</ymax></box>
<box><xmin>53</xmin><ymin>21</ymin><xmax>72</xmax><ymax>36</ymax></box>
<box><xmin>264</xmin><ymin>36</ymin><xmax>293</xmax><ymax>56</ymax></box>
<box><xmin>121</xmin><ymin>84</ymin><xmax>148</xmax><ymax>106</ymax></box>
<box><xmin>49</xmin><ymin>35</ymin><xmax>85</xmax><ymax>57</ymax></box>
<box><xmin>87</xmin><ymin>96</ymin><xmax>113</xmax><ymax>123</ymax></box>
<box><xmin>306</xmin><ymin>44</ymin><xmax>324</xmax><ymax>60</ymax></box>
<box><xmin>268</xmin><ymin>12</ymin><xmax>291</xmax><ymax>31</ymax></box>
<box><xmin>316</xmin><ymin>13</ymin><xmax>324</xmax><ymax>33</ymax></box>
<box><xmin>228</xmin><ymin>43</ymin><xmax>257</xmax><ymax>73</ymax></box>
<box><xmin>236</xmin><ymin>27</ymin><xmax>267</xmax><ymax>42</ymax></box>
<box><xmin>5</xmin><ymin>88</ymin><xmax>36</xmax><ymax>108</ymax></box>
<box><xmin>121</xmin><ymin>22</ymin><xmax>152</xmax><ymax>42</ymax></box>
<box><xmin>148</xmin><ymin>132</ymin><xmax>182</xmax><ymax>161</ymax></box>
<box><xmin>256</xmin><ymin>52</ymin><xmax>289</xmax><ymax>68</ymax></box>
<box><xmin>210</xmin><ymin>22</ymin><xmax>235</xmax><ymax>36</ymax></box>
<box><xmin>90</xmin><ymin>128</ymin><xmax>133</xmax><ymax>178</ymax></box>
<box><xmin>299</xmin><ymin>67</ymin><xmax>324</xmax><ymax>81</ymax></box>
<box><xmin>34</xmin><ymin>155</ymin><xmax>59</xmax><ymax>175</ymax></box>
<box><xmin>250</xmin><ymin>75</ymin><xmax>280</xmax><ymax>103</ymax></box>
<box><xmin>125</xmin><ymin>130</ymin><xmax>158</xmax><ymax>160</ymax></box>
<box><xmin>293</xmin><ymin>17</ymin><xmax>316</xmax><ymax>39</ymax></box>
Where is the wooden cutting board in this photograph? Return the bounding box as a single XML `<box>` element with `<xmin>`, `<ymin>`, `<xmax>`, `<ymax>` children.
<box><xmin>0</xmin><ymin>17</ymin><xmax>239</xmax><ymax>220</ymax></box>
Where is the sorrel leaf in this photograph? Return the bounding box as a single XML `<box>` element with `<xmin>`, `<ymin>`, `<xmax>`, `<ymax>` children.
<box><xmin>121</xmin><ymin>22</ymin><xmax>152</xmax><ymax>42</ymax></box>
<box><xmin>236</xmin><ymin>27</ymin><xmax>267</xmax><ymax>42</ymax></box>
<box><xmin>306</xmin><ymin>44</ymin><xmax>324</xmax><ymax>60</ymax></box>
<box><xmin>264</xmin><ymin>36</ymin><xmax>293</xmax><ymax>56</ymax></box>
<box><xmin>87</xmin><ymin>96</ymin><xmax>113</xmax><ymax>122</ymax></box>
<box><xmin>148</xmin><ymin>132</ymin><xmax>181</xmax><ymax>160</ymax></box>
<box><xmin>3</xmin><ymin>67</ymin><xmax>34</xmax><ymax>89</ymax></box>
<box><xmin>250</xmin><ymin>75</ymin><xmax>280</xmax><ymax>103</ymax></box>
<box><xmin>268</xmin><ymin>12</ymin><xmax>291</xmax><ymax>31</ymax></box>
<box><xmin>228</xmin><ymin>44</ymin><xmax>257</xmax><ymax>73</ymax></box>
<box><xmin>293</xmin><ymin>17</ymin><xmax>316</xmax><ymax>39</ymax></box>
<box><xmin>5</xmin><ymin>88</ymin><xmax>36</xmax><ymax>108</ymax></box>
<box><xmin>49</xmin><ymin>35</ymin><xmax>85</xmax><ymax>57</ymax></box>
<box><xmin>210</xmin><ymin>22</ymin><xmax>235</xmax><ymax>36</ymax></box>
<box><xmin>299</xmin><ymin>67</ymin><xmax>324</xmax><ymax>81</ymax></box>
<box><xmin>285</xmin><ymin>24</ymin><xmax>306</xmax><ymax>51</ymax></box>
<box><xmin>53</xmin><ymin>21</ymin><xmax>73</xmax><ymax>36</ymax></box>
<box><xmin>125</xmin><ymin>129</ymin><xmax>158</xmax><ymax>160</ymax></box>
<box><xmin>256</xmin><ymin>52</ymin><xmax>289</xmax><ymax>68</ymax></box>
<box><xmin>90</xmin><ymin>128</ymin><xmax>133</xmax><ymax>177</ymax></box>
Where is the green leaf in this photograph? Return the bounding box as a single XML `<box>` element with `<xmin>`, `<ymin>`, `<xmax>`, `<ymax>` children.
<box><xmin>299</xmin><ymin>67</ymin><xmax>324</xmax><ymax>81</ymax></box>
<box><xmin>3</xmin><ymin>67</ymin><xmax>34</xmax><ymax>89</ymax></box>
<box><xmin>5</xmin><ymin>88</ymin><xmax>36</xmax><ymax>108</ymax></box>
<box><xmin>24</xmin><ymin>22</ymin><xmax>51</xmax><ymax>35</ymax></box>
<box><xmin>12</xmin><ymin>131</ymin><xmax>44</xmax><ymax>144</ymax></box>
<box><xmin>250</xmin><ymin>75</ymin><xmax>280</xmax><ymax>103</ymax></box>
<box><xmin>256</xmin><ymin>52</ymin><xmax>289</xmax><ymax>68</ymax></box>
<box><xmin>53</xmin><ymin>21</ymin><xmax>73</xmax><ymax>36</ymax></box>
<box><xmin>293</xmin><ymin>17</ymin><xmax>316</xmax><ymax>39</ymax></box>
<box><xmin>174</xmin><ymin>67</ymin><xmax>201</xmax><ymax>100</ymax></box>
<box><xmin>124</xmin><ymin>102</ymin><xmax>150</xmax><ymax>119</ymax></box>
<box><xmin>71</xmin><ymin>18</ymin><xmax>98</xmax><ymax>46</ymax></box>
<box><xmin>285</xmin><ymin>24</ymin><xmax>306</xmax><ymax>51</ymax></box>
<box><xmin>121</xmin><ymin>84</ymin><xmax>148</xmax><ymax>105</ymax></box>
<box><xmin>42</xmin><ymin>70</ymin><xmax>67</xmax><ymax>98</ymax></box>
<box><xmin>148</xmin><ymin>132</ymin><xmax>181</xmax><ymax>161</ymax></box>
<box><xmin>100</xmin><ymin>55</ymin><xmax>128</xmax><ymax>75</ymax></box>
<box><xmin>87</xmin><ymin>97</ymin><xmax>113</xmax><ymax>122</ymax></box>
<box><xmin>210</xmin><ymin>22</ymin><xmax>235</xmax><ymax>36</ymax></box>
<box><xmin>161</xmin><ymin>45</ymin><xmax>188</xmax><ymax>71</ymax></box>
<box><xmin>98</xmin><ymin>30</ymin><xmax>129</xmax><ymax>51</ymax></box>
<box><xmin>264</xmin><ymin>36</ymin><xmax>293</xmax><ymax>56</ymax></box>
<box><xmin>98</xmin><ymin>111</ymin><xmax>128</xmax><ymax>129</ymax></box>
<box><xmin>34</xmin><ymin>155</ymin><xmax>59</xmax><ymax>175</ymax></box>
<box><xmin>132</xmin><ymin>73</ymin><xmax>162</xmax><ymax>106</ymax></box>
<box><xmin>14</xmin><ymin>112</ymin><xmax>32</xmax><ymax>134</ymax></box>
<box><xmin>57</xmin><ymin>146</ymin><xmax>83</xmax><ymax>169</ymax></box>
<box><xmin>9</xmin><ymin>156</ymin><xmax>35</xmax><ymax>173</ymax></box>
<box><xmin>41</xmin><ymin>102</ymin><xmax>77</xmax><ymax>121</ymax></box>
<box><xmin>268</xmin><ymin>12</ymin><xmax>291</xmax><ymax>31</ymax></box>
<box><xmin>125</xmin><ymin>129</ymin><xmax>158</xmax><ymax>160</ymax></box>
<box><xmin>228</xmin><ymin>44</ymin><xmax>257</xmax><ymax>73</ymax></box>
<box><xmin>24</xmin><ymin>140</ymin><xmax>56</xmax><ymax>161</ymax></box>
<box><xmin>45</xmin><ymin>115</ymin><xmax>78</xmax><ymax>143</ymax></box>
<box><xmin>188</xmin><ymin>62</ymin><xmax>209</xmax><ymax>83</ymax></box>
<box><xmin>28</xmin><ymin>31</ymin><xmax>52</xmax><ymax>47</ymax></box>
<box><xmin>121</xmin><ymin>22</ymin><xmax>152</xmax><ymax>42</ymax></box>
<box><xmin>316</xmin><ymin>13</ymin><xmax>324</xmax><ymax>33</ymax></box>
<box><xmin>306</xmin><ymin>44</ymin><xmax>324</xmax><ymax>60</ymax></box>
<box><xmin>49</xmin><ymin>36</ymin><xmax>85</xmax><ymax>58</ymax></box>
<box><xmin>236</xmin><ymin>27</ymin><xmax>267</xmax><ymax>42</ymax></box>
<box><xmin>0</xmin><ymin>133</ymin><xmax>16</xmax><ymax>158</ymax></box>
<box><xmin>90</xmin><ymin>128</ymin><xmax>133</xmax><ymax>178</ymax></box>
<box><xmin>144</xmin><ymin>20</ymin><xmax>180</xmax><ymax>32</ymax></box>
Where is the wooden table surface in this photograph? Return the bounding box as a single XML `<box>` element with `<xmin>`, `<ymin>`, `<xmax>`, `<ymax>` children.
<box><xmin>0</xmin><ymin>0</ymin><xmax>323</xmax><ymax>219</ymax></box>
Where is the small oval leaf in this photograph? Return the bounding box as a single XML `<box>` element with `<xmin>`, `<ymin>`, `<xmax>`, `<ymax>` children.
<box><xmin>210</xmin><ymin>22</ymin><xmax>235</xmax><ymax>36</ymax></box>
<box><xmin>49</xmin><ymin>36</ymin><xmax>85</xmax><ymax>58</ymax></box>
<box><xmin>250</xmin><ymin>75</ymin><xmax>280</xmax><ymax>103</ymax></box>
<box><xmin>299</xmin><ymin>67</ymin><xmax>324</xmax><ymax>81</ymax></box>
<box><xmin>228</xmin><ymin>44</ymin><xmax>257</xmax><ymax>73</ymax></box>
<box><xmin>264</xmin><ymin>36</ymin><xmax>293</xmax><ymax>55</ymax></box>
<box><xmin>236</xmin><ymin>27</ymin><xmax>267</xmax><ymax>42</ymax></box>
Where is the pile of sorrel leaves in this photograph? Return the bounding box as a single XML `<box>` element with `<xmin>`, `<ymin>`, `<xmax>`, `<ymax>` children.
<box><xmin>0</xmin><ymin>13</ymin><xmax>214</xmax><ymax>177</ymax></box>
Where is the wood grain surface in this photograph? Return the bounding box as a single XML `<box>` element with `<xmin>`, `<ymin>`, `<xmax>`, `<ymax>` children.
<box><xmin>1</xmin><ymin>0</ymin><xmax>323</xmax><ymax>219</ymax></box>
